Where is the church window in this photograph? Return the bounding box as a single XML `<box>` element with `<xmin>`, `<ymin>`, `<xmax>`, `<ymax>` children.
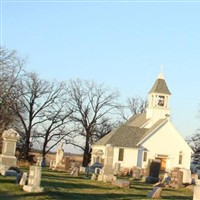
<box><xmin>118</xmin><ymin>148</ymin><xmax>124</xmax><ymax>161</ymax></box>
<box><xmin>143</xmin><ymin>151</ymin><xmax>147</xmax><ymax>162</ymax></box>
<box><xmin>179</xmin><ymin>151</ymin><xmax>183</xmax><ymax>164</ymax></box>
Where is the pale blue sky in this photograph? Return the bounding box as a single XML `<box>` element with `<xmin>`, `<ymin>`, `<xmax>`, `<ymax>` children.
<box><xmin>1</xmin><ymin>1</ymin><xmax>200</xmax><ymax>145</ymax></box>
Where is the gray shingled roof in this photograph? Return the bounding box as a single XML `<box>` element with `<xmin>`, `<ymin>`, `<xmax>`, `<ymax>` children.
<box><xmin>94</xmin><ymin>113</ymin><xmax>167</xmax><ymax>148</ymax></box>
<box><xmin>125</xmin><ymin>113</ymin><xmax>149</xmax><ymax>127</ymax></box>
<box><xmin>148</xmin><ymin>78</ymin><xmax>171</xmax><ymax>95</ymax></box>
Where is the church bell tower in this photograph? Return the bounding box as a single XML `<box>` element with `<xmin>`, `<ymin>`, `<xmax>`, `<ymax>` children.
<box><xmin>146</xmin><ymin>73</ymin><xmax>171</xmax><ymax>124</ymax></box>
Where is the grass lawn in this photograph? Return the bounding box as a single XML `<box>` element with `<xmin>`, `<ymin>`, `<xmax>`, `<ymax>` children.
<box><xmin>0</xmin><ymin>168</ymin><xmax>193</xmax><ymax>200</ymax></box>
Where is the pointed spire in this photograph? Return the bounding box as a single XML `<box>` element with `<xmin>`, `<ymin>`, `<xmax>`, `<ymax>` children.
<box><xmin>149</xmin><ymin>71</ymin><xmax>171</xmax><ymax>95</ymax></box>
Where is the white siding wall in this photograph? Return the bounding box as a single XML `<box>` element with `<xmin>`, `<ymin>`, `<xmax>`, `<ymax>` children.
<box><xmin>113</xmin><ymin>147</ymin><xmax>138</xmax><ymax>168</ymax></box>
<box><xmin>141</xmin><ymin>121</ymin><xmax>192</xmax><ymax>170</ymax></box>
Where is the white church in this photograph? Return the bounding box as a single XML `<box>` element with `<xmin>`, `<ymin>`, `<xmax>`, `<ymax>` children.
<box><xmin>91</xmin><ymin>73</ymin><xmax>193</xmax><ymax>172</ymax></box>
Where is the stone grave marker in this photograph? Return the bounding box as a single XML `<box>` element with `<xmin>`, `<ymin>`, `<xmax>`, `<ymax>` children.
<box><xmin>19</xmin><ymin>172</ymin><xmax>28</xmax><ymax>186</ymax></box>
<box><xmin>145</xmin><ymin>159</ymin><xmax>160</xmax><ymax>183</ymax></box>
<box><xmin>102</xmin><ymin>144</ymin><xmax>116</xmax><ymax>182</ymax></box>
<box><xmin>23</xmin><ymin>165</ymin><xmax>43</xmax><ymax>192</ymax></box>
<box><xmin>193</xmin><ymin>183</ymin><xmax>200</xmax><ymax>200</ymax></box>
<box><xmin>54</xmin><ymin>142</ymin><xmax>64</xmax><ymax>168</ymax></box>
<box><xmin>64</xmin><ymin>156</ymin><xmax>70</xmax><ymax>171</ymax></box>
<box><xmin>132</xmin><ymin>167</ymin><xmax>142</xmax><ymax>179</ymax></box>
<box><xmin>180</xmin><ymin>168</ymin><xmax>192</xmax><ymax>185</ymax></box>
<box><xmin>169</xmin><ymin>169</ymin><xmax>183</xmax><ymax>188</ymax></box>
<box><xmin>147</xmin><ymin>187</ymin><xmax>162</xmax><ymax>199</ymax></box>
<box><xmin>197</xmin><ymin>170</ymin><xmax>200</xmax><ymax>179</ymax></box>
<box><xmin>71</xmin><ymin>166</ymin><xmax>79</xmax><ymax>176</ymax></box>
<box><xmin>0</xmin><ymin>129</ymin><xmax>20</xmax><ymax>173</ymax></box>
<box><xmin>112</xmin><ymin>179</ymin><xmax>130</xmax><ymax>188</ymax></box>
<box><xmin>114</xmin><ymin>163</ymin><xmax>121</xmax><ymax>175</ymax></box>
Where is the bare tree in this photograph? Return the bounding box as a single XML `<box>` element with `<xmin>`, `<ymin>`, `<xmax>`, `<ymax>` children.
<box><xmin>67</xmin><ymin>79</ymin><xmax>121</xmax><ymax>167</ymax></box>
<box><xmin>0</xmin><ymin>47</ymin><xmax>24</xmax><ymax>133</ymax></box>
<box><xmin>120</xmin><ymin>96</ymin><xmax>148</xmax><ymax>121</ymax></box>
<box><xmin>12</xmin><ymin>72</ymin><xmax>73</xmax><ymax>160</ymax></box>
<box><xmin>33</xmin><ymin>88</ymin><xmax>74</xmax><ymax>158</ymax></box>
<box><xmin>0</xmin><ymin>47</ymin><xmax>25</xmax><ymax>153</ymax></box>
<box><xmin>187</xmin><ymin>130</ymin><xmax>200</xmax><ymax>163</ymax></box>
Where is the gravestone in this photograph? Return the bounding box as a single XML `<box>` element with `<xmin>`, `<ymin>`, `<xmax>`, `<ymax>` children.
<box><xmin>169</xmin><ymin>169</ymin><xmax>183</xmax><ymax>188</ymax></box>
<box><xmin>71</xmin><ymin>166</ymin><xmax>79</xmax><ymax>176</ymax></box>
<box><xmin>197</xmin><ymin>170</ymin><xmax>200</xmax><ymax>179</ymax></box>
<box><xmin>112</xmin><ymin>179</ymin><xmax>130</xmax><ymax>188</ymax></box>
<box><xmin>132</xmin><ymin>167</ymin><xmax>142</xmax><ymax>179</ymax></box>
<box><xmin>23</xmin><ymin>165</ymin><xmax>43</xmax><ymax>192</ymax></box>
<box><xmin>19</xmin><ymin>172</ymin><xmax>28</xmax><ymax>185</ymax></box>
<box><xmin>64</xmin><ymin>156</ymin><xmax>70</xmax><ymax>171</ymax></box>
<box><xmin>0</xmin><ymin>129</ymin><xmax>20</xmax><ymax>173</ymax></box>
<box><xmin>91</xmin><ymin>173</ymin><xmax>98</xmax><ymax>180</ymax></box>
<box><xmin>180</xmin><ymin>168</ymin><xmax>192</xmax><ymax>184</ymax></box>
<box><xmin>193</xmin><ymin>183</ymin><xmax>200</xmax><ymax>200</ymax></box>
<box><xmin>102</xmin><ymin>144</ymin><xmax>116</xmax><ymax>182</ymax></box>
<box><xmin>49</xmin><ymin>160</ymin><xmax>54</xmax><ymax>169</ymax></box>
<box><xmin>114</xmin><ymin>163</ymin><xmax>121</xmax><ymax>175</ymax></box>
<box><xmin>54</xmin><ymin>142</ymin><xmax>64</xmax><ymax>168</ymax></box>
<box><xmin>147</xmin><ymin>187</ymin><xmax>162</xmax><ymax>199</ymax></box>
<box><xmin>145</xmin><ymin>159</ymin><xmax>160</xmax><ymax>183</ymax></box>
<box><xmin>149</xmin><ymin>159</ymin><xmax>161</xmax><ymax>178</ymax></box>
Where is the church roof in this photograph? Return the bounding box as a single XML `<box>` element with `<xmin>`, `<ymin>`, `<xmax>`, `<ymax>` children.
<box><xmin>94</xmin><ymin>113</ymin><xmax>167</xmax><ymax>148</ymax></box>
<box><xmin>148</xmin><ymin>73</ymin><xmax>171</xmax><ymax>95</ymax></box>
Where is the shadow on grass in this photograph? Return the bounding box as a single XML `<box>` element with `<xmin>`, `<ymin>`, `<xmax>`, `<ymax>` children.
<box><xmin>42</xmin><ymin>179</ymin><xmax>111</xmax><ymax>190</ymax></box>
<box><xmin>0</xmin><ymin>190</ymin><xmax>148</xmax><ymax>200</ymax></box>
<box><xmin>162</xmin><ymin>196</ymin><xmax>192</xmax><ymax>200</ymax></box>
<box><xmin>130</xmin><ymin>181</ymin><xmax>153</xmax><ymax>191</ymax></box>
<box><xmin>0</xmin><ymin>191</ymin><xmax>48</xmax><ymax>200</ymax></box>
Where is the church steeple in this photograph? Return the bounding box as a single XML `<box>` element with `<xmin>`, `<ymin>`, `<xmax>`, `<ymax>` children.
<box><xmin>148</xmin><ymin>72</ymin><xmax>171</xmax><ymax>95</ymax></box>
<box><xmin>146</xmin><ymin>72</ymin><xmax>171</xmax><ymax>124</ymax></box>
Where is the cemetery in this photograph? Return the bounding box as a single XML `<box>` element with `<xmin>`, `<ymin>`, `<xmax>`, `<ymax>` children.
<box><xmin>0</xmin><ymin>129</ymin><xmax>197</xmax><ymax>200</ymax></box>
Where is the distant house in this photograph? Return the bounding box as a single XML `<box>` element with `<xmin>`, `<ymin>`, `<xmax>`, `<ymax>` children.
<box><xmin>91</xmin><ymin>73</ymin><xmax>193</xmax><ymax>172</ymax></box>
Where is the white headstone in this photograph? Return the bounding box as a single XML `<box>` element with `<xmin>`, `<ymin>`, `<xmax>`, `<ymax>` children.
<box><xmin>23</xmin><ymin>165</ymin><xmax>43</xmax><ymax>193</ymax></box>
<box><xmin>54</xmin><ymin>142</ymin><xmax>64</xmax><ymax>168</ymax></box>
<box><xmin>180</xmin><ymin>168</ymin><xmax>192</xmax><ymax>184</ymax></box>
<box><xmin>193</xmin><ymin>184</ymin><xmax>200</xmax><ymax>200</ymax></box>
<box><xmin>0</xmin><ymin>129</ymin><xmax>20</xmax><ymax>173</ymax></box>
<box><xmin>19</xmin><ymin>172</ymin><xmax>28</xmax><ymax>185</ymax></box>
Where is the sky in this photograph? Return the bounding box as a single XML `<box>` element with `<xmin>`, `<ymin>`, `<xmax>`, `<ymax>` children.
<box><xmin>1</xmin><ymin>0</ymin><xmax>200</xmax><ymax>153</ymax></box>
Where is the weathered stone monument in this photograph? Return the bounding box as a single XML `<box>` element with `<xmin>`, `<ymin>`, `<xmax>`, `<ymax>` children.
<box><xmin>23</xmin><ymin>165</ymin><xmax>43</xmax><ymax>192</ymax></box>
<box><xmin>169</xmin><ymin>169</ymin><xmax>184</xmax><ymax>188</ymax></box>
<box><xmin>98</xmin><ymin>144</ymin><xmax>116</xmax><ymax>182</ymax></box>
<box><xmin>0</xmin><ymin>129</ymin><xmax>20</xmax><ymax>174</ymax></box>
<box><xmin>52</xmin><ymin>141</ymin><xmax>64</xmax><ymax>170</ymax></box>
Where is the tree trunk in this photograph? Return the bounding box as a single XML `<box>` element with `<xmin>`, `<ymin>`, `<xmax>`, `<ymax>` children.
<box><xmin>82</xmin><ymin>136</ymin><xmax>91</xmax><ymax>167</ymax></box>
